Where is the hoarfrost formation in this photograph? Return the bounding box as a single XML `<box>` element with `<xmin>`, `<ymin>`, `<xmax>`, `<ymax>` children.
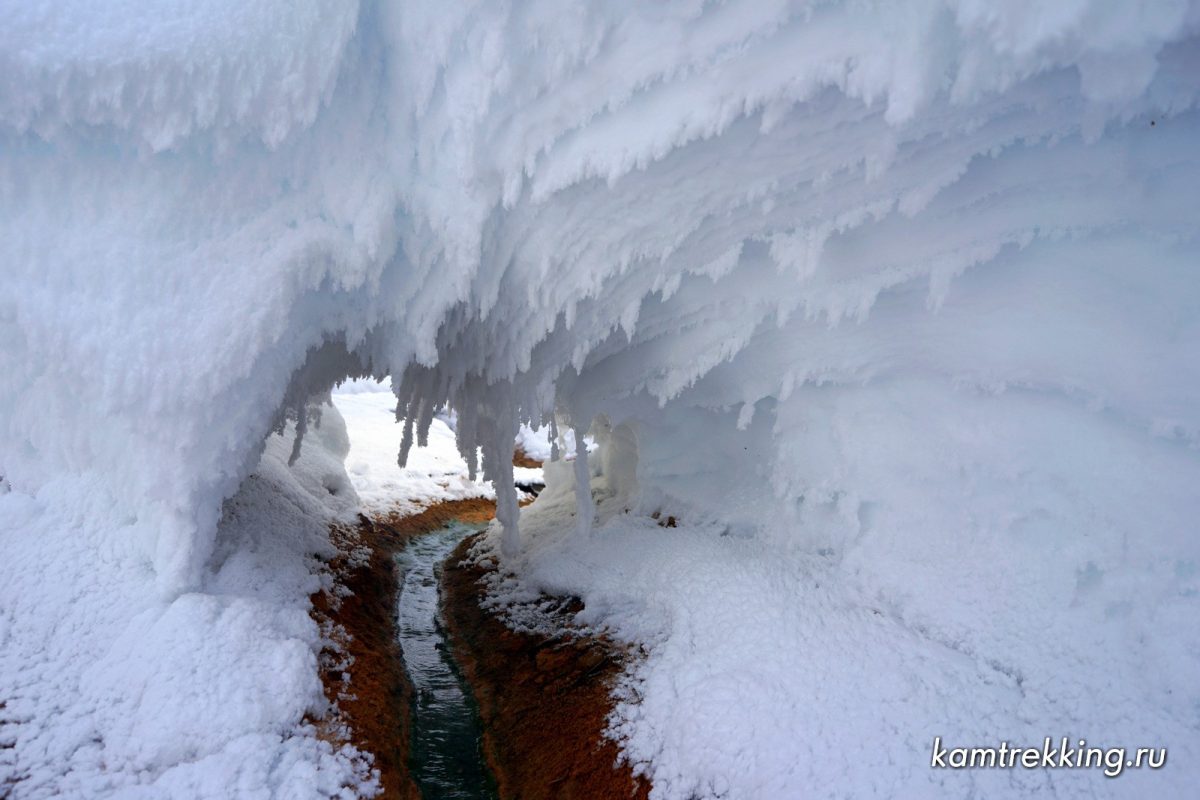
<box><xmin>1</xmin><ymin>2</ymin><xmax>1198</xmax><ymax>798</ymax></box>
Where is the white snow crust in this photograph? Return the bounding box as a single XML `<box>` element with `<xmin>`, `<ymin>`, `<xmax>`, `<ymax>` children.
<box><xmin>332</xmin><ymin>382</ymin><xmax>492</xmax><ymax>517</ymax></box>
<box><xmin>3</xmin><ymin>1</ymin><xmax>1199</xmax><ymax>797</ymax></box>
<box><xmin>1</xmin><ymin>400</ymin><xmax>377</xmax><ymax>797</ymax></box>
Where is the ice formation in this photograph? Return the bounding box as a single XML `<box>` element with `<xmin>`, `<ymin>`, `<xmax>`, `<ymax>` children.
<box><xmin>2</xmin><ymin>1</ymin><xmax>1199</xmax><ymax>797</ymax></box>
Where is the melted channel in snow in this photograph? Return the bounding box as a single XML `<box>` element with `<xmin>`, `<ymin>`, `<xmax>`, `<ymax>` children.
<box><xmin>395</xmin><ymin>522</ymin><xmax>497</xmax><ymax>800</ymax></box>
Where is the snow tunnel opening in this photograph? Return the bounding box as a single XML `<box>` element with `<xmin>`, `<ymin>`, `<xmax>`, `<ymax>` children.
<box><xmin>239</xmin><ymin>326</ymin><xmax>559</xmax><ymax>544</ymax></box>
<box><xmin>220</xmin><ymin>334</ymin><xmax>656</xmax><ymax>798</ymax></box>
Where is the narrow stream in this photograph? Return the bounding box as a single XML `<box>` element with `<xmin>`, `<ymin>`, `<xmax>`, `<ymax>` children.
<box><xmin>394</xmin><ymin>521</ymin><xmax>498</xmax><ymax>800</ymax></box>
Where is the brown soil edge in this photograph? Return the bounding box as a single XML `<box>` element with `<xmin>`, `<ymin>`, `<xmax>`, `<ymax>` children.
<box><xmin>512</xmin><ymin>446</ymin><xmax>543</xmax><ymax>469</ymax></box>
<box><xmin>310</xmin><ymin>498</ymin><xmax>498</xmax><ymax>799</ymax></box>
<box><xmin>441</xmin><ymin>534</ymin><xmax>651</xmax><ymax>800</ymax></box>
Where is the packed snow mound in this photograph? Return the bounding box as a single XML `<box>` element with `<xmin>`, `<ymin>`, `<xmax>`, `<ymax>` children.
<box><xmin>474</xmin><ymin>397</ymin><xmax>1200</xmax><ymax>798</ymax></box>
<box><xmin>0</xmin><ymin>401</ymin><xmax>376</xmax><ymax>797</ymax></box>
<box><xmin>332</xmin><ymin>384</ymin><xmax>494</xmax><ymax>516</ymax></box>
<box><xmin>2</xmin><ymin>1</ymin><xmax>1199</xmax><ymax>798</ymax></box>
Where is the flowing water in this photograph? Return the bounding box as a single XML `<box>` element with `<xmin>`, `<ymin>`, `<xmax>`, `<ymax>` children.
<box><xmin>394</xmin><ymin>521</ymin><xmax>498</xmax><ymax>800</ymax></box>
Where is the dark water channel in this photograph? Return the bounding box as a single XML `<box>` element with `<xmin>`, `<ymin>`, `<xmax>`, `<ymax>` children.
<box><xmin>394</xmin><ymin>521</ymin><xmax>498</xmax><ymax>800</ymax></box>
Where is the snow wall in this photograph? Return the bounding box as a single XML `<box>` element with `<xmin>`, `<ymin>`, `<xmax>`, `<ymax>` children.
<box><xmin>2</xmin><ymin>1</ymin><xmax>1199</xmax><ymax>797</ymax></box>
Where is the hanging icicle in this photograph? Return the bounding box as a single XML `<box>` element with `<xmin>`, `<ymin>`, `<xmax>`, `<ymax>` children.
<box><xmin>573</xmin><ymin>421</ymin><xmax>592</xmax><ymax>539</ymax></box>
<box><xmin>287</xmin><ymin>400</ymin><xmax>307</xmax><ymax>466</ymax></box>
<box><xmin>416</xmin><ymin>396</ymin><xmax>435</xmax><ymax>448</ymax></box>
<box><xmin>397</xmin><ymin>410</ymin><xmax>415</xmax><ymax>468</ymax></box>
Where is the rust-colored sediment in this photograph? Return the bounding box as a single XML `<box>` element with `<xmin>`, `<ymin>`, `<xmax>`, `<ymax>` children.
<box><xmin>313</xmin><ymin>494</ymin><xmax>643</xmax><ymax>800</ymax></box>
<box><xmin>311</xmin><ymin>498</ymin><xmax>499</xmax><ymax>799</ymax></box>
<box><xmin>378</xmin><ymin>497</ymin><xmax>500</xmax><ymax>532</ymax></box>
<box><xmin>311</xmin><ymin>516</ymin><xmax>420</xmax><ymax>800</ymax></box>
<box><xmin>512</xmin><ymin>446</ymin><xmax>544</xmax><ymax>469</ymax></box>
<box><xmin>442</xmin><ymin>534</ymin><xmax>651</xmax><ymax>800</ymax></box>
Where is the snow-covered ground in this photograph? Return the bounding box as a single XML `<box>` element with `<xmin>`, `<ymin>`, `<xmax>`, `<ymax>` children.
<box><xmin>473</xmin><ymin>410</ymin><xmax>1199</xmax><ymax>798</ymax></box>
<box><xmin>332</xmin><ymin>382</ymin><xmax>491</xmax><ymax>516</ymax></box>
<box><xmin>0</xmin><ymin>402</ymin><xmax>377</xmax><ymax>797</ymax></box>
<box><xmin>3</xmin><ymin>1</ymin><xmax>1199</xmax><ymax>798</ymax></box>
<box><xmin>331</xmin><ymin>380</ymin><xmax>546</xmax><ymax>515</ymax></box>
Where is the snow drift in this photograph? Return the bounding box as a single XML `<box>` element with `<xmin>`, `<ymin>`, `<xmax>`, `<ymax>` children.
<box><xmin>2</xmin><ymin>1</ymin><xmax>1199</xmax><ymax>797</ymax></box>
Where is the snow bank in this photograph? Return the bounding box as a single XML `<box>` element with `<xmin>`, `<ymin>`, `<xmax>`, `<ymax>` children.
<box><xmin>332</xmin><ymin>383</ymin><xmax>492</xmax><ymax>516</ymax></box>
<box><xmin>3</xmin><ymin>1</ymin><xmax>1199</xmax><ymax>797</ymax></box>
<box><xmin>0</xmin><ymin>401</ymin><xmax>375</xmax><ymax>797</ymax></box>
<box><xmin>473</xmin><ymin>400</ymin><xmax>1200</xmax><ymax>798</ymax></box>
<box><xmin>514</xmin><ymin>425</ymin><xmax>553</xmax><ymax>464</ymax></box>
